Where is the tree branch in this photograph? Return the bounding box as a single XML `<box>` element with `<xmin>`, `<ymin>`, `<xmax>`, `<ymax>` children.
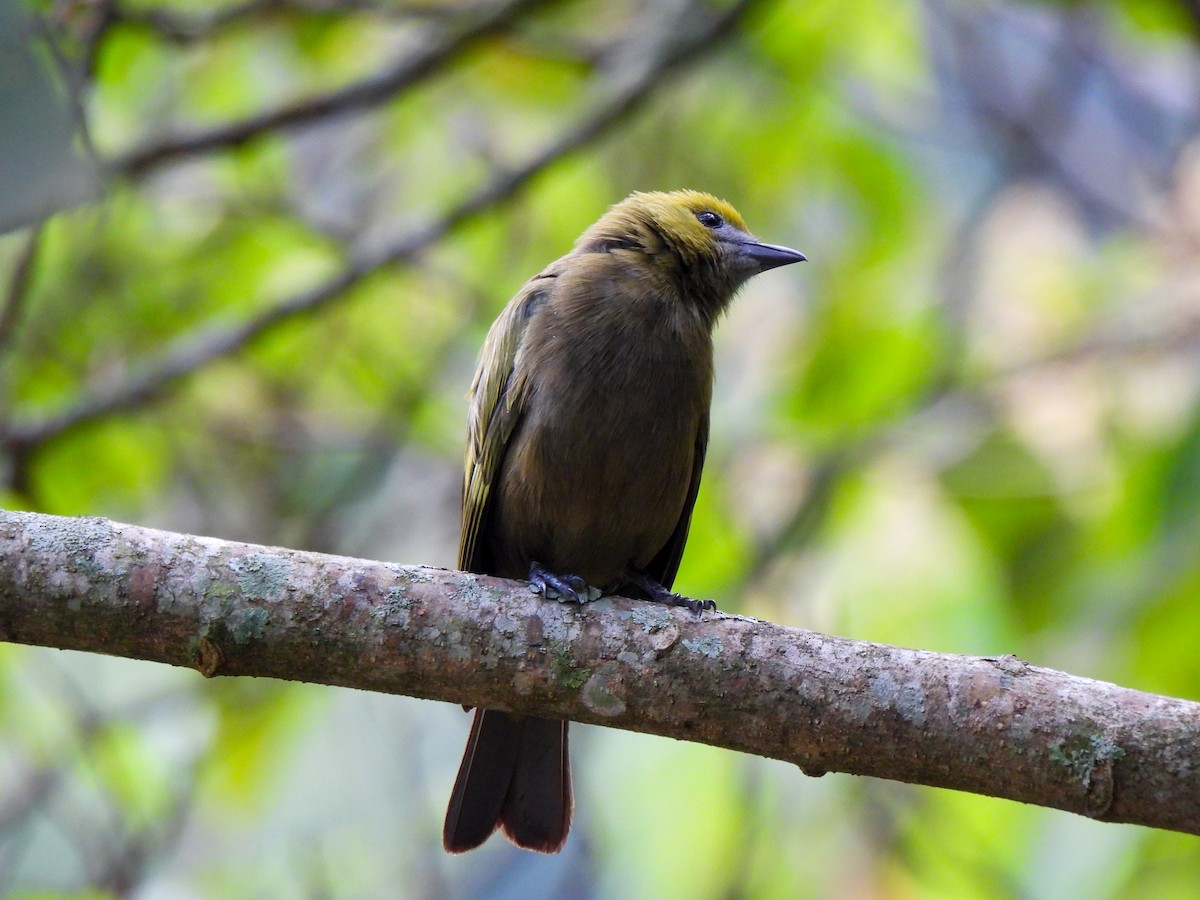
<box><xmin>111</xmin><ymin>0</ymin><xmax>560</xmax><ymax>178</ymax></box>
<box><xmin>111</xmin><ymin>0</ymin><xmax>437</xmax><ymax>46</ymax></box>
<box><xmin>1</xmin><ymin>508</ymin><xmax>1197</xmax><ymax>836</ymax></box>
<box><xmin>1180</xmin><ymin>0</ymin><xmax>1200</xmax><ymax>41</ymax></box>
<box><xmin>0</xmin><ymin>220</ymin><xmax>45</xmax><ymax>360</ymax></box>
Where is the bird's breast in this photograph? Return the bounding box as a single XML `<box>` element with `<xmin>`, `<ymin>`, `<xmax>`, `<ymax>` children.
<box><xmin>489</xmin><ymin>307</ymin><xmax>712</xmax><ymax>587</ymax></box>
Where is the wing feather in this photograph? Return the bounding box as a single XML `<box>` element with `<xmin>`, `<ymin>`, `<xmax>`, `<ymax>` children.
<box><xmin>458</xmin><ymin>268</ymin><xmax>557</xmax><ymax>572</ymax></box>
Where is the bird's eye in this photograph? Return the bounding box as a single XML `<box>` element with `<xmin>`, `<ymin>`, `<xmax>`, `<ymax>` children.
<box><xmin>696</xmin><ymin>211</ymin><xmax>723</xmax><ymax>229</ymax></box>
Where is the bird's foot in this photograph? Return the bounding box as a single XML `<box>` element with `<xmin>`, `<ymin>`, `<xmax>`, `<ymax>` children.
<box><xmin>624</xmin><ymin>570</ymin><xmax>717</xmax><ymax>615</ymax></box>
<box><xmin>528</xmin><ymin>561</ymin><xmax>601</xmax><ymax>604</ymax></box>
<box><xmin>653</xmin><ymin>590</ymin><xmax>716</xmax><ymax>614</ymax></box>
<box><xmin>661</xmin><ymin>592</ymin><xmax>717</xmax><ymax>614</ymax></box>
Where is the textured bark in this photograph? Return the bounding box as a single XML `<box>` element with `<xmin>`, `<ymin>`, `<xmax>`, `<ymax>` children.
<box><xmin>0</xmin><ymin>509</ymin><xmax>1197</xmax><ymax>835</ymax></box>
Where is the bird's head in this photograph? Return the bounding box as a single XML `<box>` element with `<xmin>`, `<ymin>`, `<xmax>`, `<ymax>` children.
<box><xmin>576</xmin><ymin>190</ymin><xmax>805</xmax><ymax>321</ymax></box>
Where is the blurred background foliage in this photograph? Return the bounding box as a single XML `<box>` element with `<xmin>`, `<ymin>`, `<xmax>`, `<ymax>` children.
<box><xmin>1</xmin><ymin>0</ymin><xmax>1199</xmax><ymax>895</ymax></box>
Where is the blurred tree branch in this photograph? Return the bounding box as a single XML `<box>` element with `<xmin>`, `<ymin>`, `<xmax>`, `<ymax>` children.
<box><xmin>111</xmin><ymin>0</ymin><xmax>441</xmax><ymax>45</ymax></box>
<box><xmin>1181</xmin><ymin>0</ymin><xmax>1200</xmax><ymax>39</ymax></box>
<box><xmin>111</xmin><ymin>0</ymin><xmax>560</xmax><ymax>178</ymax></box>
<box><xmin>0</xmin><ymin>661</ymin><xmax>201</xmax><ymax>895</ymax></box>
<box><xmin>0</xmin><ymin>221</ymin><xmax>44</xmax><ymax>359</ymax></box>
<box><xmin>6</xmin><ymin>0</ymin><xmax>760</xmax><ymax>455</ymax></box>
<box><xmin>934</xmin><ymin>0</ymin><xmax>1163</xmax><ymax>231</ymax></box>
<box><xmin>2</xmin><ymin>509</ymin><xmax>1198</xmax><ymax>837</ymax></box>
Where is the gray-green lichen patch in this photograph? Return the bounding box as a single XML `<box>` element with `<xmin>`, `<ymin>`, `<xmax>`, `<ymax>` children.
<box><xmin>532</xmin><ymin>606</ymin><xmax>576</xmax><ymax>647</ymax></box>
<box><xmin>867</xmin><ymin>671</ymin><xmax>928</xmax><ymax>728</ymax></box>
<box><xmin>387</xmin><ymin>563</ymin><xmax>437</xmax><ymax>583</ymax></box>
<box><xmin>426</xmin><ymin>617</ymin><xmax>474</xmax><ymax>666</ymax></box>
<box><xmin>493</xmin><ymin>612</ymin><xmax>520</xmax><ymax>636</ymax></box>
<box><xmin>448</xmin><ymin>640</ymin><xmax>472</xmax><ymax>664</ymax></box>
<box><xmin>453</xmin><ymin>576</ymin><xmax>494</xmax><ymax>610</ymax></box>
<box><xmin>1050</xmin><ymin>733</ymin><xmax>1126</xmax><ymax>791</ymax></box>
<box><xmin>581</xmin><ymin>663</ymin><xmax>626</xmax><ymax>717</ymax></box>
<box><xmin>28</xmin><ymin>516</ymin><xmax>121</xmax><ymax>585</ymax></box>
<box><xmin>229</xmin><ymin>553</ymin><xmax>293</xmax><ymax>599</ymax></box>
<box><xmin>624</xmin><ymin>605</ymin><xmax>673</xmax><ymax>633</ymax></box>
<box><xmin>373</xmin><ymin>586</ymin><xmax>411</xmax><ymax>628</ymax></box>
<box><xmin>681</xmin><ymin>635</ymin><xmax>723</xmax><ymax>658</ymax></box>
<box><xmin>553</xmin><ymin>645</ymin><xmax>590</xmax><ymax>691</ymax></box>
<box><xmin>230</xmin><ymin>606</ymin><xmax>269</xmax><ymax>644</ymax></box>
<box><xmin>27</xmin><ymin>514</ymin><xmax>114</xmax><ymax>557</ymax></box>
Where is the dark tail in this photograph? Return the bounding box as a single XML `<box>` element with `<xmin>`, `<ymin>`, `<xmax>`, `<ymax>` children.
<box><xmin>442</xmin><ymin>709</ymin><xmax>573</xmax><ymax>853</ymax></box>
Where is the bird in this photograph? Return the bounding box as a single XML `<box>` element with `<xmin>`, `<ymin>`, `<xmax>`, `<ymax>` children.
<box><xmin>442</xmin><ymin>190</ymin><xmax>805</xmax><ymax>854</ymax></box>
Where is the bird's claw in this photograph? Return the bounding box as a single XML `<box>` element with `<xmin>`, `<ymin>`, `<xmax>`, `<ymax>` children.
<box><xmin>528</xmin><ymin>562</ymin><xmax>600</xmax><ymax>604</ymax></box>
<box><xmin>622</xmin><ymin>568</ymin><xmax>717</xmax><ymax>615</ymax></box>
<box><xmin>657</xmin><ymin>592</ymin><xmax>717</xmax><ymax>615</ymax></box>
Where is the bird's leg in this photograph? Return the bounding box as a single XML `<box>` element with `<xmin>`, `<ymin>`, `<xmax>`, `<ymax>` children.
<box><xmin>623</xmin><ymin>569</ymin><xmax>717</xmax><ymax>614</ymax></box>
<box><xmin>528</xmin><ymin>561</ymin><xmax>601</xmax><ymax>604</ymax></box>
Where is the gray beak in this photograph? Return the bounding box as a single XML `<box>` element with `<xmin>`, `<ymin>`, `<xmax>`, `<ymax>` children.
<box><xmin>741</xmin><ymin>240</ymin><xmax>807</xmax><ymax>273</ymax></box>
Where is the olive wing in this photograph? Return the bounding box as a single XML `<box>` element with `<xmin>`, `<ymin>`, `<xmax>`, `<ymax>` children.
<box><xmin>458</xmin><ymin>270</ymin><xmax>556</xmax><ymax>573</ymax></box>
